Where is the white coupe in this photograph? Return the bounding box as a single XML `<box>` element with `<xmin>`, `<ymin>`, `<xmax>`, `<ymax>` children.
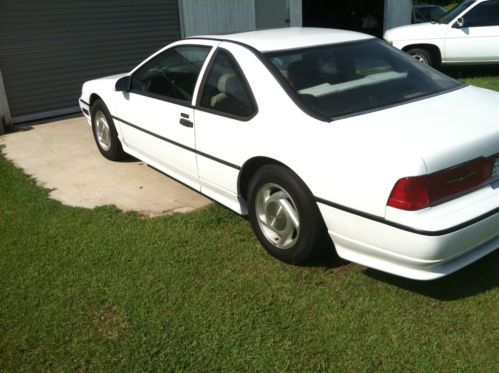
<box><xmin>385</xmin><ymin>0</ymin><xmax>499</xmax><ymax>66</ymax></box>
<box><xmin>79</xmin><ymin>28</ymin><xmax>499</xmax><ymax>280</ymax></box>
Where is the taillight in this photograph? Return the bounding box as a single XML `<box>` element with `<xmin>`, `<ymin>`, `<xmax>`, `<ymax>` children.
<box><xmin>388</xmin><ymin>154</ymin><xmax>497</xmax><ymax>211</ymax></box>
<box><xmin>387</xmin><ymin>176</ymin><xmax>430</xmax><ymax>211</ymax></box>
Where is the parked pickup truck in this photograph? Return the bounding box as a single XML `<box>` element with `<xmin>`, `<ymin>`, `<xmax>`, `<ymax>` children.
<box><xmin>384</xmin><ymin>0</ymin><xmax>499</xmax><ymax>67</ymax></box>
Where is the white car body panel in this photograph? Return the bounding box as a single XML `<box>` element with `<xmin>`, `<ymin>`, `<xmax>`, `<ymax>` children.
<box><xmin>80</xmin><ymin>28</ymin><xmax>499</xmax><ymax>280</ymax></box>
<box><xmin>201</xmin><ymin>27</ymin><xmax>371</xmax><ymax>53</ymax></box>
<box><xmin>384</xmin><ymin>0</ymin><xmax>499</xmax><ymax>64</ymax></box>
<box><xmin>320</xmin><ymin>204</ymin><xmax>499</xmax><ymax>280</ymax></box>
<box><xmin>385</xmin><ymin>23</ymin><xmax>447</xmax><ymax>59</ymax></box>
<box><xmin>117</xmin><ymin>96</ymin><xmax>198</xmax><ymax>189</ymax></box>
<box><xmin>445</xmin><ymin>25</ymin><xmax>499</xmax><ymax>63</ymax></box>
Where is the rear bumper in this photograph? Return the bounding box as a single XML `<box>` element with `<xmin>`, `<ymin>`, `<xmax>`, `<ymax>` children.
<box><xmin>318</xmin><ymin>202</ymin><xmax>499</xmax><ymax>280</ymax></box>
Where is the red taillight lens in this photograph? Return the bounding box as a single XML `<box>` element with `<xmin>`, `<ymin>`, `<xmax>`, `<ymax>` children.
<box><xmin>388</xmin><ymin>176</ymin><xmax>430</xmax><ymax>211</ymax></box>
<box><xmin>388</xmin><ymin>154</ymin><xmax>497</xmax><ymax>211</ymax></box>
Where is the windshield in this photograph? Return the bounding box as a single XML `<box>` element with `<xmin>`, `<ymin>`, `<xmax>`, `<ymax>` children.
<box><xmin>439</xmin><ymin>0</ymin><xmax>476</xmax><ymax>24</ymax></box>
<box><xmin>416</xmin><ymin>6</ymin><xmax>447</xmax><ymax>22</ymax></box>
<box><xmin>265</xmin><ymin>39</ymin><xmax>462</xmax><ymax>120</ymax></box>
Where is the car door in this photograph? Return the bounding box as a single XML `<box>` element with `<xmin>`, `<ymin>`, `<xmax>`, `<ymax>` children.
<box><xmin>193</xmin><ymin>47</ymin><xmax>258</xmax><ymax>211</ymax></box>
<box><xmin>114</xmin><ymin>44</ymin><xmax>212</xmax><ymax>189</ymax></box>
<box><xmin>445</xmin><ymin>0</ymin><xmax>499</xmax><ymax>63</ymax></box>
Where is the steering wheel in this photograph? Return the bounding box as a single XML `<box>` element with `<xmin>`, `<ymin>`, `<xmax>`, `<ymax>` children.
<box><xmin>159</xmin><ymin>70</ymin><xmax>191</xmax><ymax>101</ymax></box>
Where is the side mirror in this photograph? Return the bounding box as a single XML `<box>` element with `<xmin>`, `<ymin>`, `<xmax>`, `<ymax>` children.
<box><xmin>453</xmin><ymin>17</ymin><xmax>464</xmax><ymax>28</ymax></box>
<box><xmin>115</xmin><ymin>76</ymin><xmax>131</xmax><ymax>92</ymax></box>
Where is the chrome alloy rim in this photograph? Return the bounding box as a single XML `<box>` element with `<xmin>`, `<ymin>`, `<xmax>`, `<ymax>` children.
<box><xmin>255</xmin><ymin>183</ymin><xmax>300</xmax><ymax>250</ymax></box>
<box><xmin>94</xmin><ymin>111</ymin><xmax>111</xmax><ymax>151</ymax></box>
<box><xmin>412</xmin><ymin>53</ymin><xmax>428</xmax><ymax>64</ymax></box>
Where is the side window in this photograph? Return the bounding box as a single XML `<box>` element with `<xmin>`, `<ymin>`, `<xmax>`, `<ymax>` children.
<box><xmin>131</xmin><ymin>46</ymin><xmax>210</xmax><ymax>103</ymax></box>
<box><xmin>413</xmin><ymin>9</ymin><xmax>424</xmax><ymax>23</ymax></box>
<box><xmin>463</xmin><ymin>0</ymin><xmax>499</xmax><ymax>27</ymax></box>
<box><xmin>199</xmin><ymin>50</ymin><xmax>256</xmax><ymax>118</ymax></box>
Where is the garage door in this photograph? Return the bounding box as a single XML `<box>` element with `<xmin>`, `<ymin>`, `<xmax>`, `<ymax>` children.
<box><xmin>0</xmin><ymin>0</ymin><xmax>180</xmax><ymax>123</ymax></box>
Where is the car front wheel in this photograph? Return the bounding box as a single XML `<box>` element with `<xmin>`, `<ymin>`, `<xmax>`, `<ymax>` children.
<box><xmin>247</xmin><ymin>164</ymin><xmax>326</xmax><ymax>264</ymax></box>
<box><xmin>406</xmin><ymin>47</ymin><xmax>433</xmax><ymax>66</ymax></box>
<box><xmin>91</xmin><ymin>99</ymin><xmax>126</xmax><ymax>161</ymax></box>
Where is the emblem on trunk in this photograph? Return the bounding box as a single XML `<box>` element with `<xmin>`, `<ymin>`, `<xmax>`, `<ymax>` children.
<box><xmin>445</xmin><ymin>171</ymin><xmax>476</xmax><ymax>184</ymax></box>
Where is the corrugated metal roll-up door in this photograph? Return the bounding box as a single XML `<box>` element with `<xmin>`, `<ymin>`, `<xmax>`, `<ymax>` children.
<box><xmin>0</xmin><ymin>0</ymin><xmax>181</xmax><ymax>123</ymax></box>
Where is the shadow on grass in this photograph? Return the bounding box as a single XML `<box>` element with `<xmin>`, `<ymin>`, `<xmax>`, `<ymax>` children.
<box><xmin>364</xmin><ymin>250</ymin><xmax>499</xmax><ymax>301</ymax></box>
<box><xmin>305</xmin><ymin>252</ymin><xmax>351</xmax><ymax>271</ymax></box>
<box><xmin>303</xmin><ymin>238</ymin><xmax>360</xmax><ymax>274</ymax></box>
<box><xmin>441</xmin><ymin>65</ymin><xmax>499</xmax><ymax>79</ymax></box>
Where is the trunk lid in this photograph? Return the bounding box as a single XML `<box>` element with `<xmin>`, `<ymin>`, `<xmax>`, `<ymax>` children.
<box><xmin>345</xmin><ymin>85</ymin><xmax>499</xmax><ymax>174</ymax></box>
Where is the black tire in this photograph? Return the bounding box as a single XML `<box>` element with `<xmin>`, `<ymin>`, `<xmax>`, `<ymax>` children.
<box><xmin>247</xmin><ymin>164</ymin><xmax>327</xmax><ymax>264</ymax></box>
<box><xmin>406</xmin><ymin>47</ymin><xmax>434</xmax><ymax>66</ymax></box>
<box><xmin>90</xmin><ymin>99</ymin><xmax>126</xmax><ymax>161</ymax></box>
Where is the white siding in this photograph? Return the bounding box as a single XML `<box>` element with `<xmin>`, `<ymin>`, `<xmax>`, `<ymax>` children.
<box><xmin>0</xmin><ymin>70</ymin><xmax>11</xmax><ymax>129</ymax></box>
<box><xmin>290</xmin><ymin>0</ymin><xmax>303</xmax><ymax>27</ymax></box>
<box><xmin>180</xmin><ymin>0</ymin><xmax>256</xmax><ymax>37</ymax></box>
<box><xmin>384</xmin><ymin>0</ymin><xmax>413</xmax><ymax>31</ymax></box>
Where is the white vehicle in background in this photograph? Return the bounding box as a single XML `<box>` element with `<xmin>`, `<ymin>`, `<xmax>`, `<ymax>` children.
<box><xmin>384</xmin><ymin>0</ymin><xmax>499</xmax><ymax>66</ymax></box>
<box><xmin>80</xmin><ymin>28</ymin><xmax>499</xmax><ymax>281</ymax></box>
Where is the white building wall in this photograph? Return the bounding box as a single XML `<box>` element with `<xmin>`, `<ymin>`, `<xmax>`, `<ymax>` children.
<box><xmin>1</xmin><ymin>69</ymin><xmax>13</xmax><ymax>132</ymax></box>
<box><xmin>179</xmin><ymin>0</ymin><xmax>256</xmax><ymax>37</ymax></box>
<box><xmin>179</xmin><ymin>0</ymin><xmax>302</xmax><ymax>37</ymax></box>
<box><xmin>180</xmin><ymin>0</ymin><xmax>410</xmax><ymax>37</ymax></box>
<box><xmin>384</xmin><ymin>0</ymin><xmax>412</xmax><ymax>31</ymax></box>
<box><xmin>290</xmin><ymin>0</ymin><xmax>303</xmax><ymax>27</ymax></box>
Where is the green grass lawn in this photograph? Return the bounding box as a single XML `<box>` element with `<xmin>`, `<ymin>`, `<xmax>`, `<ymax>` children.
<box><xmin>460</xmin><ymin>74</ymin><xmax>499</xmax><ymax>92</ymax></box>
<box><xmin>445</xmin><ymin>2</ymin><xmax>460</xmax><ymax>11</ymax></box>
<box><xmin>447</xmin><ymin>65</ymin><xmax>499</xmax><ymax>92</ymax></box>
<box><xmin>1</xmin><ymin>73</ymin><xmax>499</xmax><ymax>371</ymax></box>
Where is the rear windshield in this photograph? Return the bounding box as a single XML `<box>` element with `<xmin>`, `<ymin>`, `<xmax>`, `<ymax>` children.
<box><xmin>265</xmin><ymin>39</ymin><xmax>462</xmax><ymax>120</ymax></box>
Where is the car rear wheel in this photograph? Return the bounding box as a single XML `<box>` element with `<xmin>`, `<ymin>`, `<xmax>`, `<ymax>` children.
<box><xmin>406</xmin><ymin>47</ymin><xmax>433</xmax><ymax>66</ymax></box>
<box><xmin>91</xmin><ymin>99</ymin><xmax>126</xmax><ymax>161</ymax></box>
<box><xmin>247</xmin><ymin>164</ymin><xmax>326</xmax><ymax>264</ymax></box>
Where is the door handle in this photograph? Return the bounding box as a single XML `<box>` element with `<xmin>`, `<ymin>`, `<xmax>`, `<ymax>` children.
<box><xmin>179</xmin><ymin>118</ymin><xmax>193</xmax><ymax>128</ymax></box>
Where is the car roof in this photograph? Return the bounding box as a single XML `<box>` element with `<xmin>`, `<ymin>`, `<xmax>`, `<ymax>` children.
<box><xmin>193</xmin><ymin>27</ymin><xmax>373</xmax><ymax>53</ymax></box>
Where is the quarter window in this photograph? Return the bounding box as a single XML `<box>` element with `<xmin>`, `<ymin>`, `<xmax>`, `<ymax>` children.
<box><xmin>463</xmin><ymin>0</ymin><xmax>499</xmax><ymax>27</ymax></box>
<box><xmin>131</xmin><ymin>46</ymin><xmax>210</xmax><ymax>103</ymax></box>
<box><xmin>199</xmin><ymin>50</ymin><xmax>256</xmax><ymax>118</ymax></box>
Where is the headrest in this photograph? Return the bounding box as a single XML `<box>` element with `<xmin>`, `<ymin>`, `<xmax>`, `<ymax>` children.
<box><xmin>320</xmin><ymin>58</ymin><xmax>338</xmax><ymax>74</ymax></box>
<box><xmin>218</xmin><ymin>73</ymin><xmax>237</xmax><ymax>94</ymax></box>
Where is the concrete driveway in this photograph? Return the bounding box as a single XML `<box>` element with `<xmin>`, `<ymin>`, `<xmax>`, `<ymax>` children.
<box><xmin>1</xmin><ymin>116</ymin><xmax>211</xmax><ymax>216</ymax></box>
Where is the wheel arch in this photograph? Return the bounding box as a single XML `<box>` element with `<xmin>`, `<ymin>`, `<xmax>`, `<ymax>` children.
<box><xmin>88</xmin><ymin>95</ymin><xmax>126</xmax><ymax>161</ymax></box>
<box><xmin>239</xmin><ymin>157</ymin><xmax>335</xmax><ymax>261</ymax></box>
<box><xmin>89</xmin><ymin>93</ymin><xmax>103</xmax><ymax>108</ymax></box>
<box><xmin>402</xmin><ymin>43</ymin><xmax>442</xmax><ymax>64</ymax></box>
<box><xmin>238</xmin><ymin>156</ymin><xmax>295</xmax><ymax>202</ymax></box>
